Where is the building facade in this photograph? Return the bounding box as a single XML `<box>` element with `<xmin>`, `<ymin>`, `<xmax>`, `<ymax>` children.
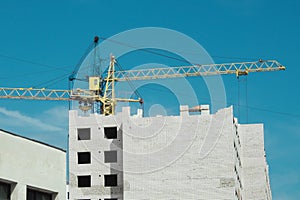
<box><xmin>0</xmin><ymin>129</ymin><xmax>66</xmax><ymax>200</ymax></box>
<box><xmin>69</xmin><ymin>105</ymin><xmax>272</xmax><ymax>200</ymax></box>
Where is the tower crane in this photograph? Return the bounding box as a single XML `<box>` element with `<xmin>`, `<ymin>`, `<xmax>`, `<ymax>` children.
<box><xmin>0</xmin><ymin>37</ymin><xmax>285</xmax><ymax>115</ymax></box>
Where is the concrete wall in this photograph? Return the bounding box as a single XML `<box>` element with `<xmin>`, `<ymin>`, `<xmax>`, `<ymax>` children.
<box><xmin>69</xmin><ymin>106</ymin><xmax>237</xmax><ymax>200</ymax></box>
<box><xmin>0</xmin><ymin>130</ymin><xmax>66</xmax><ymax>200</ymax></box>
<box><xmin>69</xmin><ymin>105</ymin><xmax>272</xmax><ymax>200</ymax></box>
<box><xmin>239</xmin><ymin>124</ymin><xmax>272</xmax><ymax>200</ymax></box>
<box><xmin>121</xmin><ymin>106</ymin><xmax>235</xmax><ymax>200</ymax></box>
<box><xmin>69</xmin><ymin>113</ymin><xmax>124</xmax><ymax>200</ymax></box>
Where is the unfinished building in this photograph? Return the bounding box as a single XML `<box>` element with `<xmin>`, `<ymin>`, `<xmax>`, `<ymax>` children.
<box><xmin>68</xmin><ymin>105</ymin><xmax>272</xmax><ymax>200</ymax></box>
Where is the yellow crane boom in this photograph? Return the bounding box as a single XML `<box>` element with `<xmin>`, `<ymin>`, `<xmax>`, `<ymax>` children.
<box><xmin>0</xmin><ymin>59</ymin><xmax>285</xmax><ymax>115</ymax></box>
<box><xmin>113</xmin><ymin>60</ymin><xmax>284</xmax><ymax>81</ymax></box>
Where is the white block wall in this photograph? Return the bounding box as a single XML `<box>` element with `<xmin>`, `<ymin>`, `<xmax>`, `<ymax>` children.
<box><xmin>69</xmin><ymin>106</ymin><xmax>272</xmax><ymax>200</ymax></box>
<box><xmin>239</xmin><ymin>124</ymin><xmax>272</xmax><ymax>200</ymax></box>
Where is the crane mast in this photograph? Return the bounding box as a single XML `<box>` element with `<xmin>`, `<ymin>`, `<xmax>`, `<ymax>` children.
<box><xmin>102</xmin><ymin>55</ymin><xmax>117</xmax><ymax>115</ymax></box>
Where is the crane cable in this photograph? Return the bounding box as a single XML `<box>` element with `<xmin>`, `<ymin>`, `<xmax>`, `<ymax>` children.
<box><xmin>0</xmin><ymin>53</ymin><xmax>70</xmax><ymax>72</ymax></box>
<box><xmin>246</xmin><ymin>76</ymin><xmax>249</xmax><ymax>123</ymax></box>
<box><xmin>237</xmin><ymin>75</ymin><xmax>249</xmax><ymax>123</ymax></box>
<box><xmin>33</xmin><ymin>73</ymin><xmax>71</xmax><ymax>88</ymax></box>
<box><xmin>98</xmin><ymin>36</ymin><xmax>257</xmax><ymax>65</ymax></box>
<box><xmin>138</xmin><ymin>84</ymin><xmax>300</xmax><ymax>119</ymax></box>
<box><xmin>115</xmin><ymin>60</ymin><xmax>144</xmax><ymax>112</ymax></box>
<box><xmin>237</xmin><ymin>76</ymin><xmax>241</xmax><ymax>120</ymax></box>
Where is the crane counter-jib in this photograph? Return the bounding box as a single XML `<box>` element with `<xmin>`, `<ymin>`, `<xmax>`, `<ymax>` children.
<box><xmin>0</xmin><ymin>88</ymin><xmax>71</xmax><ymax>100</ymax></box>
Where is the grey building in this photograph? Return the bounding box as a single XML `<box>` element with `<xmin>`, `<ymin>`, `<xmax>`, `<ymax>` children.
<box><xmin>69</xmin><ymin>105</ymin><xmax>272</xmax><ymax>200</ymax></box>
<box><xmin>0</xmin><ymin>129</ymin><xmax>66</xmax><ymax>200</ymax></box>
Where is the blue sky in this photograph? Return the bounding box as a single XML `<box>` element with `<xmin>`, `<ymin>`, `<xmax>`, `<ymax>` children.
<box><xmin>0</xmin><ymin>0</ymin><xmax>299</xmax><ymax>199</ymax></box>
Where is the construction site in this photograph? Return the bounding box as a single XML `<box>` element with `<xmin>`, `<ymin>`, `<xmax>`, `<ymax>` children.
<box><xmin>2</xmin><ymin>1</ymin><xmax>300</xmax><ymax>199</ymax></box>
<box><xmin>0</xmin><ymin>30</ymin><xmax>286</xmax><ymax>200</ymax></box>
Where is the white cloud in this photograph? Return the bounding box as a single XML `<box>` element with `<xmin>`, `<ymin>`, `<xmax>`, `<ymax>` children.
<box><xmin>0</xmin><ymin>107</ymin><xmax>64</xmax><ymax>132</ymax></box>
<box><xmin>42</xmin><ymin>106</ymin><xmax>69</xmax><ymax>128</ymax></box>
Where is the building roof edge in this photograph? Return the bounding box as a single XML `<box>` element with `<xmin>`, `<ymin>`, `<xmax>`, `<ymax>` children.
<box><xmin>0</xmin><ymin>129</ymin><xmax>66</xmax><ymax>153</ymax></box>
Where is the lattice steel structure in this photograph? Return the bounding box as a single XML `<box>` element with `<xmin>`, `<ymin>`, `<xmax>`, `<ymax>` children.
<box><xmin>0</xmin><ymin>59</ymin><xmax>285</xmax><ymax>115</ymax></box>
